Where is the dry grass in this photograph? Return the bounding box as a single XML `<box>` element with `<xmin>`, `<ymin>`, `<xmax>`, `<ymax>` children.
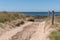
<box><xmin>0</xmin><ymin>12</ymin><xmax>32</xmax><ymax>23</ymax></box>
<box><xmin>49</xmin><ymin>14</ymin><xmax>60</xmax><ymax>40</ymax></box>
<box><xmin>0</xmin><ymin>12</ymin><xmax>48</xmax><ymax>23</ymax></box>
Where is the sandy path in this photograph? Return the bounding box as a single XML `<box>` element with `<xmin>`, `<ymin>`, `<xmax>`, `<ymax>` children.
<box><xmin>0</xmin><ymin>22</ymin><xmax>33</xmax><ymax>40</ymax></box>
<box><xmin>0</xmin><ymin>21</ymin><xmax>52</xmax><ymax>40</ymax></box>
<box><xmin>9</xmin><ymin>22</ymin><xmax>40</xmax><ymax>40</ymax></box>
<box><xmin>9</xmin><ymin>21</ymin><xmax>49</xmax><ymax>40</ymax></box>
<box><xmin>30</xmin><ymin>21</ymin><xmax>52</xmax><ymax>40</ymax></box>
<box><xmin>30</xmin><ymin>21</ymin><xmax>47</xmax><ymax>40</ymax></box>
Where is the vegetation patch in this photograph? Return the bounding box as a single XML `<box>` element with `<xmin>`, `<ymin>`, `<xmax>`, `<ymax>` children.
<box><xmin>0</xmin><ymin>12</ymin><xmax>32</xmax><ymax>23</ymax></box>
<box><xmin>49</xmin><ymin>29</ymin><xmax>60</xmax><ymax>40</ymax></box>
<box><xmin>0</xmin><ymin>12</ymin><xmax>48</xmax><ymax>23</ymax></box>
<box><xmin>49</xmin><ymin>14</ymin><xmax>60</xmax><ymax>40</ymax></box>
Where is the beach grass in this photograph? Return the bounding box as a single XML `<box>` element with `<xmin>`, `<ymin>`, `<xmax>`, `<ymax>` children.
<box><xmin>0</xmin><ymin>12</ymin><xmax>30</xmax><ymax>23</ymax></box>
<box><xmin>49</xmin><ymin>14</ymin><xmax>60</xmax><ymax>40</ymax></box>
<box><xmin>0</xmin><ymin>12</ymin><xmax>48</xmax><ymax>23</ymax></box>
<box><xmin>49</xmin><ymin>29</ymin><xmax>60</xmax><ymax>40</ymax></box>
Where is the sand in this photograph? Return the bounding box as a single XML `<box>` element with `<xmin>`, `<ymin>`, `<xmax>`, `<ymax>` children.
<box><xmin>0</xmin><ymin>21</ymin><xmax>52</xmax><ymax>40</ymax></box>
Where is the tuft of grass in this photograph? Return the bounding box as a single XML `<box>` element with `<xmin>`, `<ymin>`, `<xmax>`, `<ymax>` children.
<box><xmin>49</xmin><ymin>29</ymin><xmax>60</xmax><ymax>40</ymax></box>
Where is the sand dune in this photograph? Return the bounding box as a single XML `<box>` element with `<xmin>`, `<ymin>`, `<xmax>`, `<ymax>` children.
<box><xmin>0</xmin><ymin>21</ymin><xmax>53</xmax><ymax>40</ymax></box>
<box><xmin>0</xmin><ymin>22</ymin><xmax>32</xmax><ymax>40</ymax></box>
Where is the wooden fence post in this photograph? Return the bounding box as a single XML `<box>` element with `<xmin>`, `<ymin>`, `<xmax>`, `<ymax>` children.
<box><xmin>48</xmin><ymin>10</ymin><xmax>50</xmax><ymax>18</ymax></box>
<box><xmin>52</xmin><ymin>10</ymin><xmax>54</xmax><ymax>25</ymax></box>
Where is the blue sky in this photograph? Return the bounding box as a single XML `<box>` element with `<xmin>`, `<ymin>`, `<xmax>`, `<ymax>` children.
<box><xmin>0</xmin><ymin>0</ymin><xmax>60</xmax><ymax>12</ymax></box>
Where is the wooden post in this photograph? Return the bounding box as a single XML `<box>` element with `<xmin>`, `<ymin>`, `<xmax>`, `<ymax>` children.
<box><xmin>48</xmin><ymin>10</ymin><xmax>50</xmax><ymax>18</ymax></box>
<box><xmin>52</xmin><ymin>10</ymin><xmax>54</xmax><ymax>25</ymax></box>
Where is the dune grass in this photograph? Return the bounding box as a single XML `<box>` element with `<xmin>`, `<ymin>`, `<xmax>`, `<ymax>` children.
<box><xmin>49</xmin><ymin>14</ymin><xmax>60</xmax><ymax>40</ymax></box>
<box><xmin>0</xmin><ymin>12</ymin><xmax>30</xmax><ymax>23</ymax></box>
<box><xmin>0</xmin><ymin>12</ymin><xmax>48</xmax><ymax>23</ymax></box>
<box><xmin>49</xmin><ymin>29</ymin><xmax>60</xmax><ymax>40</ymax></box>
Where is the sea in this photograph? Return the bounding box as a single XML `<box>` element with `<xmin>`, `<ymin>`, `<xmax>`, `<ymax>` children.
<box><xmin>21</xmin><ymin>12</ymin><xmax>60</xmax><ymax>16</ymax></box>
